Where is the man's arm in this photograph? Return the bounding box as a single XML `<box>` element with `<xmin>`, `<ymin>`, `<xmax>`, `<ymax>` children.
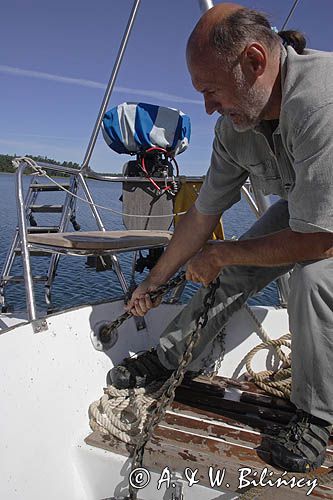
<box><xmin>187</xmin><ymin>228</ymin><xmax>333</xmax><ymax>286</ymax></box>
<box><xmin>189</xmin><ymin>102</ymin><xmax>333</xmax><ymax>285</ymax></box>
<box><xmin>221</xmin><ymin>229</ymin><xmax>333</xmax><ymax>266</ymax></box>
<box><xmin>126</xmin><ymin>118</ymin><xmax>248</xmax><ymax>316</ymax></box>
<box><xmin>150</xmin><ymin>205</ymin><xmax>220</xmax><ymax>282</ymax></box>
<box><xmin>125</xmin><ymin>205</ymin><xmax>221</xmax><ymax>316</ymax></box>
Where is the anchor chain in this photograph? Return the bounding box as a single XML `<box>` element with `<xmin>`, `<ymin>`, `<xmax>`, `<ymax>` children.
<box><xmin>99</xmin><ymin>271</ymin><xmax>187</xmax><ymax>343</ymax></box>
<box><xmin>128</xmin><ymin>277</ymin><xmax>220</xmax><ymax>500</ymax></box>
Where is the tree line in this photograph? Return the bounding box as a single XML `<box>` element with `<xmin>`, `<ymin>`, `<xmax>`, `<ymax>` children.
<box><xmin>0</xmin><ymin>154</ymin><xmax>122</xmax><ymax>177</ymax></box>
<box><xmin>0</xmin><ymin>154</ymin><xmax>80</xmax><ymax>177</ymax></box>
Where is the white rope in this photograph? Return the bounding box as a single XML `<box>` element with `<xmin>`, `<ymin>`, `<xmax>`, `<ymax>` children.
<box><xmin>88</xmin><ymin>378</ymin><xmax>170</xmax><ymax>444</ymax></box>
<box><xmin>88</xmin><ymin>306</ymin><xmax>292</xmax><ymax>444</ymax></box>
<box><xmin>243</xmin><ymin>303</ymin><xmax>292</xmax><ymax>399</ymax></box>
<box><xmin>12</xmin><ymin>156</ymin><xmax>187</xmax><ymax>219</ymax></box>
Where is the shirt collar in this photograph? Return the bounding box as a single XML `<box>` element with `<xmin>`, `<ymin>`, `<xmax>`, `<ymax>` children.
<box><xmin>280</xmin><ymin>44</ymin><xmax>288</xmax><ymax>95</ymax></box>
<box><xmin>253</xmin><ymin>44</ymin><xmax>288</xmax><ymax>136</ymax></box>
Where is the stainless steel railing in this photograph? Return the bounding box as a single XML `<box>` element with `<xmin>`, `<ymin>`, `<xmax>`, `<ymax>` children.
<box><xmin>14</xmin><ymin>161</ymin><xmax>130</xmax><ymax>321</ymax></box>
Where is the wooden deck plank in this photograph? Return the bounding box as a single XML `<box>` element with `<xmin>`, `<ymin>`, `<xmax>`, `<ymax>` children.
<box><xmin>195</xmin><ymin>375</ymin><xmax>296</xmax><ymax>412</ymax></box>
<box><xmin>175</xmin><ymin>385</ymin><xmax>293</xmax><ymax>423</ymax></box>
<box><xmin>168</xmin><ymin>403</ymin><xmax>333</xmax><ymax>465</ymax></box>
<box><xmin>145</xmin><ymin>435</ymin><xmax>333</xmax><ymax>499</ymax></box>
<box><xmin>85</xmin><ymin>376</ymin><xmax>333</xmax><ymax>498</ymax></box>
<box><xmin>171</xmin><ymin>399</ymin><xmax>276</xmax><ymax>432</ymax></box>
<box><xmin>86</xmin><ymin>430</ymin><xmax>333</xmax><ymax>498</ymax></box>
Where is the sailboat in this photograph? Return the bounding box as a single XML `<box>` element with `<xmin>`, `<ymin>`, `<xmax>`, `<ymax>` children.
<box><xmin>0</xmin><ymin>1</ymin><xmax>332</xmax><ymax>498</ymax></box>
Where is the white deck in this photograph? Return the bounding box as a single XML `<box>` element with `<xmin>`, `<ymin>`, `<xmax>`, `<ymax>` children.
<box><xmin>0</xmin><ymin>311</ymin><xmax>27</xmax><ymax>331</ymax></box>
<box><xmin>0</xmin><ymin>300</ymin><xmax>289</xmax><ymax>499</ymax></box>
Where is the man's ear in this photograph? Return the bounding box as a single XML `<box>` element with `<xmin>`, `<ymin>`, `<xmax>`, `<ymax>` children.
<box><xmin>241</xmin><ymin>43</ymin><xmax>267</xmax><ymax>82</ymax></box>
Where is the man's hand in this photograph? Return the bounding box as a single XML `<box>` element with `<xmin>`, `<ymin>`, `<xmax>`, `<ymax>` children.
<box><xmin>186</xmin><ymin>242</ymin><xmax>222</xmax><ymax>287</ymax></box>
<box><xmin>124</xmin><ymin>278</ymin><xmax>164</xmax><ymax>317</ymax></box>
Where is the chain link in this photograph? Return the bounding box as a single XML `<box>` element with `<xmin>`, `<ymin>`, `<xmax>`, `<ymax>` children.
<box><xmin>128</xmin><ymin>277</ymin><xmax>220</xmax><ymax>500</ymax></box>
<box><xmin>99</xmin><ymin>271</ymin><xmax>186</xmax><ymax>343</ymax></box>
<box><xmin>204</xmin><ymin>326</ymin><xmax>226</xmax><ymax>379</ymax></box>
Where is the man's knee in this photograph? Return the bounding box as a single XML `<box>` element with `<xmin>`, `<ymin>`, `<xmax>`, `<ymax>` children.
<box><xmin>289</xmin><ymin>259</ymin><xmax>332</xmax><ymax>293</ymax></box>
<box><xmin>240</xmin><ymin>199</ymin><xmax>290</xmax><ymax>241</ymax></box>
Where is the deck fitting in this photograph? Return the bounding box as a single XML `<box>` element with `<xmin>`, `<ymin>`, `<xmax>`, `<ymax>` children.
<box><xmin>32</xmin><ymin>318</ymin><xmax>48</xmax><ymax>334</ymax></box>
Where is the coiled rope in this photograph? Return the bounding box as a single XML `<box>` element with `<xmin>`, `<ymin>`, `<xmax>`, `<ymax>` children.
<box><xmin>88</xmin><ymin>378</ymin><xmax>169</xmax><ymax>444</ymax></box>
<box><xmin>244</xmin><ymin>304</ymin><xmax>291</xmax><ymax>399</ymax></box>
<box><xmin>89</xmin><ymin>305</ymin><xmax>292</xmax><ymax>447</ymax></box>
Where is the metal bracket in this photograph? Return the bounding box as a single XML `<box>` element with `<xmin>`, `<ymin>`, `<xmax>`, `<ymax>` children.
<box><xmin>134</xmin><ymin>316</ymin><xmax>146</xmax><ymax>331</ymax></box>
<box><xmin>101</xmin><ymin>497</ymin><xmax>144</xmax><ymax>500</ymax></box>
<box><xmin>32</xmin><ymin>318</ymin><xmax>48</xmax><ymax>334</ymax></box>
<box><xmin>101</xmin><ymin>497</ymin><xmax>131</xmax><ymax>500</ymax></box>
<box><xmin>166</xmin><ymin>473</ymin><xmax>184</xmax><ymax>500</ymax></box>
<box><xmin>90</xmin><ymin>320</ymin><xmax>119</xmax><ymax>351</ymax></box>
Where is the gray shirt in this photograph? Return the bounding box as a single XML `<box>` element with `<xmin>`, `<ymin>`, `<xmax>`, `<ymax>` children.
<box><xmin>195</xmin><ymin>45</ymin><xmax>333</xmax><ymax>233</ymax></box>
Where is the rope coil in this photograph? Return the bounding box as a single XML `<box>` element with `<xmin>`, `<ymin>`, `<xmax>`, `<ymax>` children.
<box><xmin>244</xmin><ymin>304</ymin><xmax>291</xmax><ymax>399</ymax></box>
<box><xmin>89</xmin><ymin>379</ymin><xmax>169</xmax><ymax>444</ymax></box>
<box><xmin>90</xmin><ymin>303</ymin><xmax>293</xmax><ymax>447</ymax></box>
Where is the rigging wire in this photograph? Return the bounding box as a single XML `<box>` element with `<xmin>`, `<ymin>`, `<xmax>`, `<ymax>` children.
<box><xmin>281</xmin><ymin>0</ymin><xmax>302</xmax><ymax>31</ymax></box>
<box><xmin>12</xmin><ymin>157</ymin><xmax>187</xmax><ymax>218</ymax></box>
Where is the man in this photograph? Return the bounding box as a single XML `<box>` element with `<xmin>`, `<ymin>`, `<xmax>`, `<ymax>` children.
<box><xmin>110</xmin><ymin>3</ymin><xmax>333</xmax><ymax>472</ymax></box>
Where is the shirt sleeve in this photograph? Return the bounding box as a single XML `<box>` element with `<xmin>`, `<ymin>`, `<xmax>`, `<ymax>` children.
<box><xmin>288</xmin><ymin>103</ymin><xmax>333</xmax><ymax>233</ymax></box>
<box><xmin>195</xmin><ymin>121</ymin><xmax>249</xmax><ymax>215</ymax></box>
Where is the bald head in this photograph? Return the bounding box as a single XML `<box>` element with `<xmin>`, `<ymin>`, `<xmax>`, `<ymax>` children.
<box><xmin>186</xmin><ymin>4</ymin><xmax>283</xmax><ymax>128</ymax></box>
<box><xmin>187</xmin><ymin>3</ymin><xmax>281</xmax><ymax>68</ymax></box>
<box><xmin>187</xmin><ymin>3</ymin><xmax>243</xmax><ymax>58</ymax></box>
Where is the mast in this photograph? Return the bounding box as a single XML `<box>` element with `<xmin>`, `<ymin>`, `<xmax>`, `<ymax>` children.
<box><xmin>198</xmin><ymin>0</ymin><xmax>214</xmax><ymax>13</ymax></box>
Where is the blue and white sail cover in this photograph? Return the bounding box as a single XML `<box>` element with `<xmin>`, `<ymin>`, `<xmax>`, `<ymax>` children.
<box><xmin>102</xmin><ymin>102</ymin><xmax>191</xmax><ymax>155</ymax></box>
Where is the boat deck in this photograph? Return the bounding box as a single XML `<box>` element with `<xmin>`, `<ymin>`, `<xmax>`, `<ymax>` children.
<box><xmin>86</xmin><ymin>375</ymin><xmax>333</xmax><ymax>498</ymax></box>
<box><xmin>0</xmin><ymin>312</ymin><xmax>27</xmax><ymax>332</ymax></box>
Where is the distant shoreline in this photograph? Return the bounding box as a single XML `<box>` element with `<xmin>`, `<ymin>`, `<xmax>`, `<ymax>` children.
<box><xmin>0</xmin><ymin>171</ymin><xmax>122</xmax><ymax>179</ymax></box>
<box><xmin>0</xmin><ymin>171</ymin><xmax>73</xmax><ymax>179</ymax></box>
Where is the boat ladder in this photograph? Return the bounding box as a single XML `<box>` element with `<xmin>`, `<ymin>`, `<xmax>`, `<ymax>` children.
<box><xmin>0</xmin><ymin>160</ymin><xmax>176</xmax><ymax>322</ymax></box>
<box><xmin>0</xmin><ymin>175</ymin><xmax>80</xmax><ymax>312</ymax></box>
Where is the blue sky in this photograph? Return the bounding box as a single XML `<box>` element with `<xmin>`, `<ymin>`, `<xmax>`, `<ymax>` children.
<box><xmin>1</xmin><ymin>0</ymin><xmax>332</xmax><ymax>175</ymax></box>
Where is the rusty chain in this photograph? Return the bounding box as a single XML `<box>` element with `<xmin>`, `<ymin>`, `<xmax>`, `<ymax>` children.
<box><xmin>127</xmin><ymin>277</ymin><xmax>220</xmax><ymax>500</ymax></box>
<box><xmin>100</xmin><ymin>269</ymin><xmax>333</xmax><ymax>500</ymax></box>
<box><xmin>99</xmin><ymin>271</ymin><xmax>187</xmax><ymax>343</ymax></box>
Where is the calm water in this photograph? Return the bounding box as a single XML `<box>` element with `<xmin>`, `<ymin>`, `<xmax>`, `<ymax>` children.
<box><xmin>0</xmin><ymin>173</ymin><xmax>278</xmax><ymax>314</ymax></box>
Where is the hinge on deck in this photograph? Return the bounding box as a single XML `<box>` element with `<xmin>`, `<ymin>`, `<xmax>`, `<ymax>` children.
<box><xmin>32</xmin><ymin>318</ymin><xmax>48</xmax><ymax>334</ymax></box>
<box><xmin>163</xmin><ymin>472</ymin><xmax>184</xmax><ymax>500</ymax></box>
<box><xmin>101</xmin><ymin>474</ymin><xmax>184</xmax><ymax>500</ymax></box>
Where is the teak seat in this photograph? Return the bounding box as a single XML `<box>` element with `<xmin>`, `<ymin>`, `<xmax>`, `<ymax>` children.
<box><xmin>28</xmin><ymin>230</ymin><xmax>172</xmax><ymax>254</ymax></box>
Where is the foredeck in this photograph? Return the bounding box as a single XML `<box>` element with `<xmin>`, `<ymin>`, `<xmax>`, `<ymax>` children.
<box><xmin>86</xmin><ymin>375</ymin><xmax>333</xmax><ymax>499</ymax></box>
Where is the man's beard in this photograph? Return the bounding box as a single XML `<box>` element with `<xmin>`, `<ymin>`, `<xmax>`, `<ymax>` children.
<box><xmin>227</xmin><ymin>68</ymin><xmax>271</xmax><ymax>132</ymax></box>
